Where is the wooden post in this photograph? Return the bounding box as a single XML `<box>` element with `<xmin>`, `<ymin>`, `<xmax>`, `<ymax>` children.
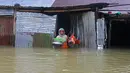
<box><xmin>13</xmin><ymin>8</ymin><xmax>16</xmax><ymax>35</ymax></box>
<box><xmin>12</xmin><ymin>8</ymin><xmax>17</xmax><ymax>47</ymax></box>
<box><xmin>54</xmin><ymin>15</ymin><xmax>58</xmax><ymax>37</ymax></box>
<box><xmin>108</xmin><ymin>20</ymin><xmax>112</xmax><ymax>48</ymax></box>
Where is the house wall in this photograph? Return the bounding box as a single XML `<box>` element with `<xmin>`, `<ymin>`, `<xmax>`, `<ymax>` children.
<box><xmin>82</xmin><ymin>12</ymin><xmax>96</xmax><ymax>49</ymax></box>
<box><xmin>15</xmin><ymin>12</ymin><xmax>56</xmax><ymax>48</ymax></box>
<box><xmin>0</xmin><ymin>9</ymin><xmax>14</xmax><ymax>16</ymax></box>
<box><xmin>70</xmin><ymin>11</ymin><xmax>97</xmax><ymax>49</ymax></box>
<box><xmin>70</xmin><ymin>13</ymin><xmax>85</xmax><ymax>47</ymax></box>
<box><xmin>0</xmin><ymin>16</ymin><xmax>14</xmax><ymax>46</ymax></box>
<box><xmin>0</xmin><ymin>9</ymin><xmax>15</xmax><ymax>47</ymax></box>
<box><xmin>97</xmin><ymin>18</ymin><xmax>106</xmax><ymax>49</ymax></box>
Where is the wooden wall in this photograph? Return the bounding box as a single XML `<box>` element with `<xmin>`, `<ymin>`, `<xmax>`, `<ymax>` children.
<box><xmin>70</xmin><ymin>12</ymin><xmax>97</xmax><ymax>49</ymax></box>
<box><xmin>0</xmin><ymin>16</ymin><xmax>15</xmax><ymax>47</ymax></box>
<box><xmin>82</xmin><ymin>12</ymin><xmax>96</xmax><ymax>49</ymax></box>
<box><xmin>70</xmin><ymin>13</ymin><xmax>85</xmax><ymax>47</ymax></box>
<box><xmin>15</xmin><ymin>12</ymin><xmax>56</xmax><ymax>48</ymax></box>
<box><xmin>33</xmin><ymin>33</ymin><xmax>52</xmax><ymax>48</ymax></box>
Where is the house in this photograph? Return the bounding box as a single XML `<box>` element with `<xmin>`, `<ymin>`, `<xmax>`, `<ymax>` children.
<box><xmin>0</xmin><ymin>3</ymin><xmax>109</xmax><ymax>49</ymax></box>
<box><xmin>52</xmin><ymin>0</ymin><xmax>130</xmax><ymax>49</ymax></box>
<box><xmin>0</xmin><ymin>5</ymin><xmax>57</xmax><ymax>48</ymax></box>
<box><xmin>51</xmin><ymin>3</ymin><xmax>109</xmax><ymax>49</ymax></box>
<box><xmin>0</xmin><ymin>0</ymin><xmax>130</xmax><ymax>49</ymax></box>
<box><xmin>0</xmin><ymin>3</ymin><xmax>110</xmax><ymax>49</ymax></box>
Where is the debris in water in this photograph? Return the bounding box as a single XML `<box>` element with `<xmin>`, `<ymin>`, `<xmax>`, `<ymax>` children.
<box><xmin>56</xmin><ymin>54</ymin><xmax>59</xmax><ymax>56</ymax></box>
<box><xmin>62</xmin><ymin>69</ymin><xmax>69</xmax><ymax>71</ymax></box>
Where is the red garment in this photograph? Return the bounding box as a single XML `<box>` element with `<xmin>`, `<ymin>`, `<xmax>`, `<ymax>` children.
<box><xmin>69</xmin><ymin>34</ymin><xmax>77</xmax><ymax>44</ymax></box>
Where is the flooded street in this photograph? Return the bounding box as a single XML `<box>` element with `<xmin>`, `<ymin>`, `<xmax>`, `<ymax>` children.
<box><xmin>0</xmin><ymin>48</ymin><xmax>130</xmax><ymax>73</ymax></box>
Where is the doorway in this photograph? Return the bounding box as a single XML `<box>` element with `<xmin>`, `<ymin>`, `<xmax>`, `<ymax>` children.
<box><xmin>55</xmin><ymin>13</ymin><xmax>71</xmax><ymax>36</ymax></box>
<box><xmin>109</xmin><ymin>19</ymin><xmax>130</xmax><ymax>48</ymax></box>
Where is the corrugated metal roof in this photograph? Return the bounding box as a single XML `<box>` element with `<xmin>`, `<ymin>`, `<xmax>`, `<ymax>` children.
<box><xmin>52</xmin><ymin>0</ymin><xmax>129</xmax><ymax>7</ymax></box>
<box><xmin>52</xmin><ymin>0</ymin><xmax>130</xmax><ymax>10</ymax></box>
<box><xmin>102</xmin><ymin>5</ymin><xmax>130</xmax><ymax>11</ymax></box>
<box><xmin>0</xmin><ymin>3</ymin><xmax>109</xmax><ymax>13</ymax></box>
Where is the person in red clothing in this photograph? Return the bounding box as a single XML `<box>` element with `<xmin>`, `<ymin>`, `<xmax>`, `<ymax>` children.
<box><xmin>68</xmin><ymin>33</ymin><xmax>80</xmax><ymax>48</ymax></box>
<box><xmin>68</xmin><ymin>33</ymin><xmax>76</xmax><ymax>44</ymax></box>
<box><xmin>68</xmin><ymin>33</ymin><xmax>76</xmax><ymax>47</ymax></box>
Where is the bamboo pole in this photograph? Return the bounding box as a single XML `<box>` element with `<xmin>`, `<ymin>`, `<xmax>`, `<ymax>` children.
<box><xmin>12</xmin><ymin>8</ymin><xmax>16</xmax><ymax>47</ymax></box>
<box><xmin>13</xmin><ymin>8</ymin><xmax>16</xmax><ymax>35</ymax></box>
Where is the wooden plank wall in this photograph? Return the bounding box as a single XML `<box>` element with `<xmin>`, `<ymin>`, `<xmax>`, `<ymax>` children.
<box><xmin>70</xmin><ymin>12</ymin><xmax>96</xmax><ymax>49</ymax></box>
<box><xmin>82</xmin><ymin>12</ymin><xmax>97</xmax><ymax>49</ymax></box>
<box><xmin>97</xmin><ymin>18</ymin><xmax>105</xmax><ymax>47</ymax></box>
<box><xmin>70</xmin><ymin>13</ymin><xmax>85</xmax><ymax>47</ymax></box>
<box><xmin>0</xmin><ymin>16</ymin><xmax>14</xmax><ymax>46</ymax></box>
<box><xmin>33</xmin><ymin>33</ymin><xmax>52</xmax><ymax>48</ymax></box>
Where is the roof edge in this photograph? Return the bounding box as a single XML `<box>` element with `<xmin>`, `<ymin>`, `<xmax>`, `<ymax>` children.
<box><xmin>0</xmin><ymin>3</ymin><xmax>109</xmax><ymax>13</ymax></box>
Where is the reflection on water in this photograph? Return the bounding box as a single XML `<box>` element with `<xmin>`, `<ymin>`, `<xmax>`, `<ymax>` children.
<box><xmin>0</xmin><ymin>48</ymin><xmax>130</xmax><ymax>73</ymax></box>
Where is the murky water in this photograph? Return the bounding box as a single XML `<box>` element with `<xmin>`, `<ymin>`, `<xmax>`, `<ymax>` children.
<box><xmin>0</xmin><ymin>48</ymin><xmax>130</xmax><ymax>73</ymax></box>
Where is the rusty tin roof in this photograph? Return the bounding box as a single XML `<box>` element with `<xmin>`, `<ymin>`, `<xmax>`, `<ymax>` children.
<box><xmin>52</xmin><ymin>0</ymin><xmax>130</xmax><ymax>10</ymax></box>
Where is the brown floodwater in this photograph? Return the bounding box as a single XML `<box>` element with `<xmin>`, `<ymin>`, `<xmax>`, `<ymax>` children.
<box><xmin>0</xmin><ymin>48</ymin><xmax>130</xmax><ymax>73</ymax></box>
